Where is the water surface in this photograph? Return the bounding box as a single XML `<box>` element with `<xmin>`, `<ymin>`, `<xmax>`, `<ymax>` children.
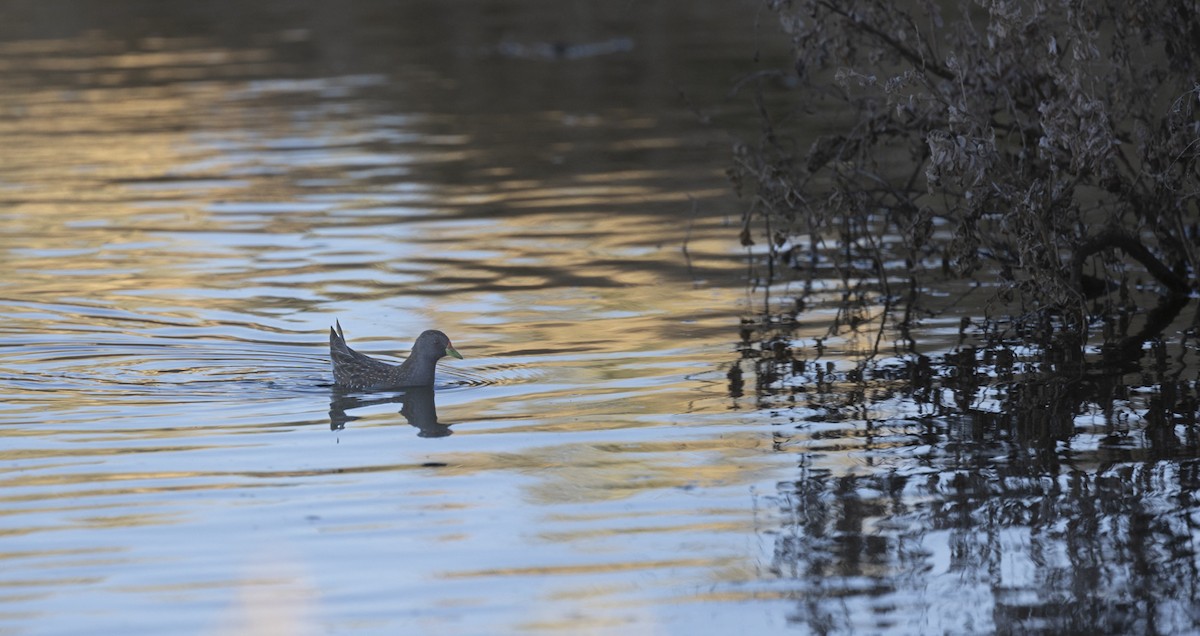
<box><xmin>4</xmin><ymin>2</ymin><xmax>1200</xmax><ymax>635</ymax></box>
<box><xmin>0</xmin><ymin>2</ymin><xmax>798</xmax><ymax>633</ymax></box>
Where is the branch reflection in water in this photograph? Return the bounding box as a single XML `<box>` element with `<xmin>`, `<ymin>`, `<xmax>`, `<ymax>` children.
<box><xmin>740</xmin><ymin>282</ymin><xmax>1200</xmax><ymax>632</ymax></box>
<box><xmin>327</xmin><ymin>386</ymin><xmax>451</xmax><ymax>438</ymax></box>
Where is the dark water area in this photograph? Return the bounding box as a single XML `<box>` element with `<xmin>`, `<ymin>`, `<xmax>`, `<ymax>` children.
<box><xmin>739</xmin><ymin>276</ymin><xmax>1200</xmax><ymax>633</ymax></box>
<box><xmin>2</xmin><ymin>1</ymin><xmax>1200</xmax><ymax>635</ymax></box>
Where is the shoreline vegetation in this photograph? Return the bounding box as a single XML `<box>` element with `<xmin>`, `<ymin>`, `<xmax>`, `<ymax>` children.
<box><xmin>731</xmin><ymin>0</ymin><xmax>1198</xmax><ymax>360</ymax></box>
<box><xmin>727</xmin><ymin>0</ymin><xmax>1200</xmax><ymax>456</ymax></box>
<box><xmin>725</xmin><ymin>6</ymin><xmax>1200</xmax><ymax>630</ymax></box>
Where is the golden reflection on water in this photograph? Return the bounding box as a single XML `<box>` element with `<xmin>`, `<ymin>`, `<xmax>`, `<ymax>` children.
<box><xmin>418</xmin><ymin>432</ymin><xmax>774</xmax><ymax>504</ymax></box>
<box><xmin>0</xmin><ymin>7</ymin><xmax>791</xmax><ymax>634</ymax></box>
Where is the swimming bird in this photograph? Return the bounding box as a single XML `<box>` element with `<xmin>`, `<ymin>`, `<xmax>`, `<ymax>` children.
<box><xmin>329</xmin><ymin>321</ymin><xmax>462</xmax><ymax>389</ymax></box>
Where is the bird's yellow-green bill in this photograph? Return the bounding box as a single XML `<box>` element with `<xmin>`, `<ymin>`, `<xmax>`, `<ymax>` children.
<box><xmin>446</xmin><ymin>346</ymin><xmax>463</xmax><ymax>359</ymax></box>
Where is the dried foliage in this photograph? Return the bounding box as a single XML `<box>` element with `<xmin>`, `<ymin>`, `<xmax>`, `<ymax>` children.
<box><xmin>733</xmin><ymin>0</ymin><xmax>1200</xmax><ymax>338</ymax></box>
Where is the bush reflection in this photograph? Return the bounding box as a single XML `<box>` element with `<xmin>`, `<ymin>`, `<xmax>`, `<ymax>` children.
<box><xmin>741</xmin><ymin>307</ymin><xmax>1200</xmax><ymax>633</ymax></box>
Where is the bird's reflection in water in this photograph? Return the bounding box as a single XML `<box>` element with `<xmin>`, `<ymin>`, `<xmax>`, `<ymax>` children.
<box><xmin>327</xmin><ymin>386</ymin><xmax>451</xmax><ymax>437</ymax></box>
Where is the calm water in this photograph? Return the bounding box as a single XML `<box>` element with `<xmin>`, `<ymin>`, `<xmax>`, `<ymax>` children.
<box><xmin>0</xmin><ymin>3</ymin><xmax>792</xmax><ymax>634</ymax></box>
<box><xmin>3</xmin><ymin>2</ymin><xmax>1200</xmax><ymax>635</ymax></box>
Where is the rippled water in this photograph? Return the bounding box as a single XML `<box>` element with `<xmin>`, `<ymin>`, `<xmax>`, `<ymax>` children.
<box><xmin>0</xmin><ymin>3</ymin><xmax>798</xmax><ymax>634</ymax></box>
<box><xmin>6</xmin><ymin>2</ymin><xmax>1200</xmax><ymax>635</ymax></box>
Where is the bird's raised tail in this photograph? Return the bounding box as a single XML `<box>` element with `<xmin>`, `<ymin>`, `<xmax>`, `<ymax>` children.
<box><xmin>328</xmin><ymin>320</ymin><xmax>399</xmax><ymax>389</ymax></box>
